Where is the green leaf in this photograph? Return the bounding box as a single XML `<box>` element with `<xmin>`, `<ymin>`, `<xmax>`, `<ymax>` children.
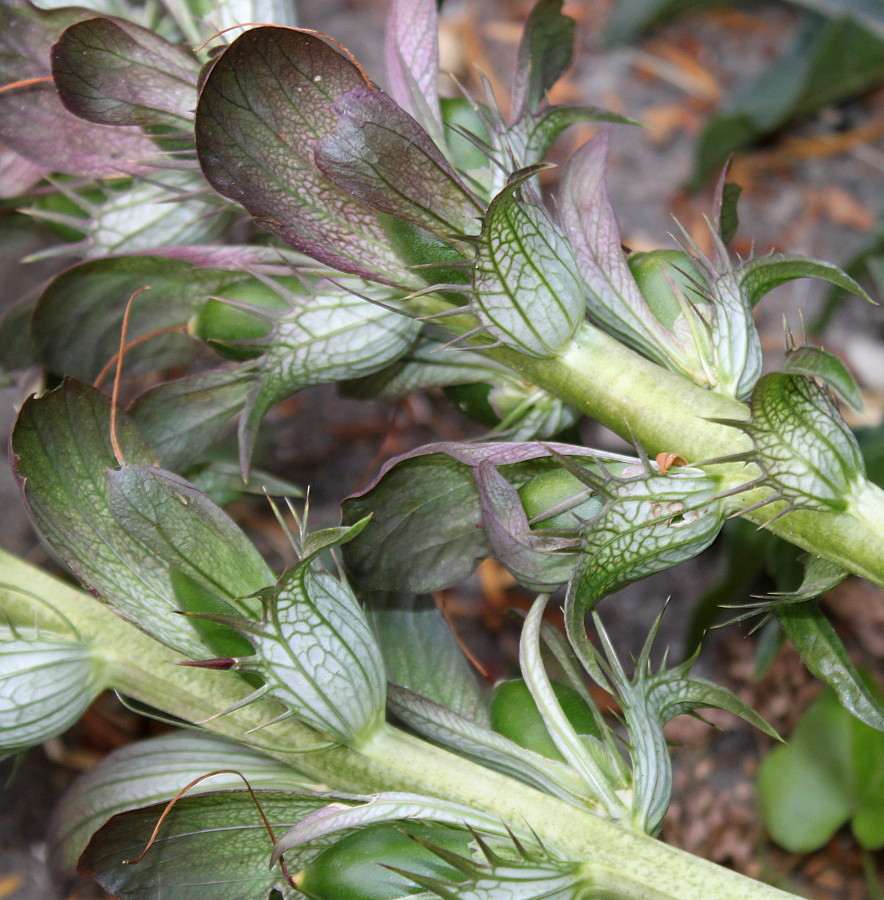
<box><xmin>737</xmin><ymin>253</ymin><xmax>873</xmax><ymax>310</ymax></box>
<box><xmin>128</xmin><ymin>368</ymin><xmax>254</xmax><ymax>471</ymax></box>
<box><xmin>856</xmin><ymin>422</ymin><xmax>884</xmax><ymax>488</ymax></box>
<box><xmin>580</xmin><ymin>613</ymin><xmax>777</xmax><ymax>835</ymax></box>
<box><xmin>387</xmin><ymin>684</ymin><xmax>591</xmax><ymax>805</ymax></box>
<box><xmin>0</xmin><ymin>295</ymin><xmax>37</xmax><ymax>373</ymax></box>
<box><xmin>51</xmin><ymin>16</ymin><xmax>200</xmax><ymax>128</ymax></box>
<box><xmin>48</xmin><ymin>731</ymin><xmax>313</xmax><ymax>874</ymax></box>
<box><xmin>783</xmin><ymin>0</ymin><xmax>884</xmax><ymax>39</ymax></box>
<box><xmin>603</xmin><ymin>0</ymin><xmax>708</xmax><ymax>46</ymax></box>
<box><xmin>520</xmin><ymin>595</ymin><xmax>626</xmax><ymax>819</ymax></box>
<box><xmin>79</xmin><ymin>790</ymin><xmax>329</xmax><ymax>899</ymax></box>
<box><xmin>314</xmin><ymin>88</ymin><xmax>481</xmax><ymax>237</ymax></box>
<box><xmin>80</xmin><ymin>172</ymin><xmax>230</xmax><ymax>257</ymax></box>
<box><xmin>741</xmin><ymin>373</ymin><xmax>866</xmax><ymax>512</ymax></box>
<box><xmin>365</xmin><ymin>592</ymin><xmax>487</xmax><ymax>723</ymax></box>
<box><xmin>518</xmin><ymin>104</ymin><xmax>637</xmax><ymax>169</ymax></box>
<box><xmin>273</xmin><ymin>792</ymin><xmax>539</xmax><ymax>862</ymax></box>
<box><xmin>31</xmin><ymin>255</ymin><xmax>252</xmax><ymax>381</ymax></box>
<box><xmin>718</xmin><ymin>181</ymin><xmax>742</xmax><ymax>246</ymax></box>
<box><xmin>0</xmin><ymin>625</ymin><xmax>106</xmax><ymax>757</ymax></box>
<box><xmin>765</xmin><ymin>553</ymin><xmax>846</xmax><ymax>603</ymax></box>
<box><xmin>811</xmin><ymin>228</ymin><xmax>884</xmax><ymax>333</ymax></box>
<box><xmin>299</xmin><ymin>517</ymin><xmax>372</xmax><ymax>566</ymax></box>
<box><xmin>634</xmin><ymin>676</ymin><xmax>775</xmax><ymax>830</ymax></box>
<box><xmin>758</xmin><ymin>686</ymin><xmax>884</xmax><ymax>852</ymax></box>
<box><xmin>107</xmin><ymin>465</ymin><xmax>273</xmax><ymax>608</ymax></box>
<box><xmin>239</xmin><ymin>281</ymin><xmax>418</xmax><ymax>474</ymax></box>
<box><xmin>10</xmin><ymin>379</ymin><xmax>219</xmax><ymax>658</ymax></box>
<box><xmin>784</xmin><ymin>345</ymin><xmax>863</xmax><ymax>411</ymax></box>
<box><xmin>472</xmin><ymin>169</ymin><xmax>585</xmax><ymax>357</ymax></box>
<box><xmin>693</xmin><ymin>15</ymin><xmax>884</xmax><ymax>185</ymax></box>
<box><xmin>168</xmin><ymin>570</ymin><xmax>256</xmax><ymax>660</ymax></box>
<box><xmin>776</xmin><ymin>601</ymin><xmax>884</xmax><ymax>732</ymax></box>
<box><xmin>439</xmin><ymin>96</ymin><xmax>492</xmax><ymax>173</ymax></box>
<box><xmin>343</xmin><ymin>450</ymin><xmax>491</xmax><ymax>593</ymax></box>
<box><xmin>646</xmin><ymin>667</ymin><xmax>778</xmax><ymax>743</ymax></box>
<box><xmin>187</xmin><ymin>459</ymin><xmax>303</xmax><ymax>507</ymax></box>
<box><xmin>195</xmin><ymin>26</ymin><xmax>415</xmax><ymax>287</ymax></box>
<box><xmin>511</xmin><ymin>0</ymin><xmax>576</xmax><ymax>122</ymax></box>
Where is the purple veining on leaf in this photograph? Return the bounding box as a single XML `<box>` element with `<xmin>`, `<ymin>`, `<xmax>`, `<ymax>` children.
<box><xmin>474</xmin><ymin>460</ymin><xmax>580</xmax><ymax>590</ymax></box>
<box><xmin>384</xmin><ymin>0</ymin><xmax>443</xmax><ymax>145</ymax></box>
<box><xmin>315</xmin><ymin>87</ymin><xmax>481</xmax><ymax>237</ymax></box>
<box><xmin>51</xmin><ymin>16</ymin><xmax>200</xmax><ymax>127</ymax></box>
<box><xmin>195</xmin><ymin>27</ymin><xmax>417</xmax><ymax>288</ymax></box>
<box><xmin>0</xmin><ymin>81</ymin><xmax>157</xmax><ymax>178</ymax></box>
<box><xmin>348</xmin><ymin>439</ymin><xmax>635</xmax><ymax>499</ymax></box>
<box><xmin>558</xmin><ymin>130</ymin><xmax>671</xmax><ymax>354</ymax></box>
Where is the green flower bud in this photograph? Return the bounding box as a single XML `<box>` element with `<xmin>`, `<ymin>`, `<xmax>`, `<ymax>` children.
<box><xmin>490</xmin><ymin>678</ymin><xmax>602</xmax><ymax>761</ymax></box>
<box><xmin>295</xmin><ymin>821</ymin><xmax>472</xmax><ymax>900</ymax></box>
<box><xmin>517</xmin><ymin>469</ymin><xmax>602</xmax><ymax>529</ymax></box>
<box><xmin>189</xmin><ymin>276</ymin><xmax>299</xmax><ymax>360</ymax></box>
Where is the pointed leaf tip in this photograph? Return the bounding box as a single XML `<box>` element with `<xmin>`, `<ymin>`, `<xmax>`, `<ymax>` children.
<box><xmin>511</xmin><ymin>0</ymin><xmax>576</xmax><ymax>123</ymax></box>
<box><xmin>384</xmin><ymin>0</ymin><xmax>444</xmax><ymax>145</ymax></box>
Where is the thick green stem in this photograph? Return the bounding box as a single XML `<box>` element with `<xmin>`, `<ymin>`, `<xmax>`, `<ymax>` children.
<box><xmin>1</xmin><ymin>549</ymin><xmax>796</xmax><ymax>900</ymax></box>
<box><xmin>412</xmin><ymin>304</ymin><xmax>884</xmax><ymax>587</ymax></box>
<box><xmin>494</xmin><ymin>323</ymin><xmax>884</xmax><ymax>586</ymax></box>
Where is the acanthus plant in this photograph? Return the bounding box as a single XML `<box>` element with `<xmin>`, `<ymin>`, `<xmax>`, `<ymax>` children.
<box><xmin>0</xmin><ymin>0</ymin><xmax>881</xmax><ymax>898</ymax></box>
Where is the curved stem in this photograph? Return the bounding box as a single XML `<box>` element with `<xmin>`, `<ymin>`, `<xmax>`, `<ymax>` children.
<box><xmin>1</xmin><ymin>549</ymin><xmax>797</xmax><ymax>900</ymax></box>
<box><xmin>497</xmin><ymin>325</ymin><xmax>884</xmax><ymax>586</ymax></box>
<box><xmin>408</xmin><ymin>302</ymin><xmax>884</xmax><ymax>587</ymax></box>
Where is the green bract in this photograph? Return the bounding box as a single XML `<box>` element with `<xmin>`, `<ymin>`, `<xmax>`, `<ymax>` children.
<box><xmin>0</xmin><ymin>626</ymin><xmax>108</xmax><ymax>758</ymax></box>
<box><xmin>219</xmin><ymin>522</ymin><xmax>387</xmax><ymax>746</ymax></box>
<box><xmin>735</xmin><ymin>373</ymin><xmax>867</xmax><ymax>512</ymax></box>
<box><xmin>628</xmin><ymin>249</ymin><xmax>709</xmax><ymax>333</ymax></box>
<box><xmin>471</xmin><ymin>168</ymin><xmax>586</xmax><ymax>357</ymax></box>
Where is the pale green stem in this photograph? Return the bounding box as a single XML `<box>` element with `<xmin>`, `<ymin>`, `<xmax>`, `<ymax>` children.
<box><xmin>1</xmin><ymin>550</ymin><xmax>797</xmax><ymax>900</ymax></box>
<box><xmin>411</xmin><ymin>304</ymin><xmax>884</xmax><ymax>587</ymax></box>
